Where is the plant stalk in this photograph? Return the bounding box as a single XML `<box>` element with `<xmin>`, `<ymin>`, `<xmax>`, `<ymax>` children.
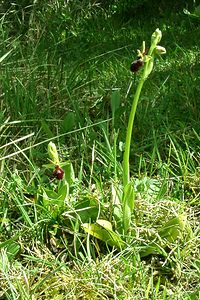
<box><xmin>122</xmin><ymin>77</ymin><xmax>145</xmax><ymax>187</ymax></box>
<box><xmin>122</xmin><ymin>29</ymin><xmax>164</xmax><ymax>188</ymax></box>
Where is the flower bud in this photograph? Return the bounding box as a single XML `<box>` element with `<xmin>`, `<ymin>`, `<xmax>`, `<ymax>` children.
<box><xmin>48</xmin><ymin>142</ymin><xmax>60</xmax><ymax>165</ymax></box>
<box><xmin>151</xmin><ymin>28</ymin><xmax>162</xmax><ymax>46</ymax></box>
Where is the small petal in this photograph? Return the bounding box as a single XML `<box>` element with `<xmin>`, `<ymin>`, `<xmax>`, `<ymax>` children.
<box><xmin>155</xmin><ymin>45</ymin><xmax>166</xmax><ymax>55</ymax></box>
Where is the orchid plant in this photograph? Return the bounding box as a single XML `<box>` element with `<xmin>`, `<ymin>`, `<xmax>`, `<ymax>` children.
<box><xmin>43</xmin><ymin>31</ymin><xmax>192</xmax><ymax>257</ymax></box>
<box><xmin>121</xmin><ymin>29</ymin><xmax>166</xmax><ymax>234</ymax></box>
<box><xmin>123</xmin><ymin>28</ymin><xmax>166</xmax><ymax>187</ymax></box>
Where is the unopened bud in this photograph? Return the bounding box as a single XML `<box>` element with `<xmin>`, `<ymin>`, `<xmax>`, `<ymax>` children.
<box><xmin>151</xmin><ymin>28</ymin><xmax>162</xmax><ymax>46</ymax></box>
<box><xmin>48</xmin><ymin>142</ymin><xmax>60</xmax><ymax>165</ymax></box>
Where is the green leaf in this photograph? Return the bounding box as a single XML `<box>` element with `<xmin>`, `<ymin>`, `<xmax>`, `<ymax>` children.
<box><xmin>144</xmin><ymin>57</ymin><xmax>154</xmax><ymax>79</ymax></box>
<box><xmin>73</xmin><ymin>198</ymin><xmax>99</xmax><ymax>223</ymax></box>
<box><xmin>96</xmin><ymin>219</ymin><xmax>112</xmax><ymax>230</ymax></box>
<box><xmin>41</xmin><ymin>120</ymin><xmax>54</xmax><ymax>138</ymax></box>
<box><xmin>140</xmin><ymin>214</ymin><xmax>194</xmax><ymax>258</ymax></box>
<box><xmin>42</xmin><ymin>185</ymin><xmax>67</xmax><ymax>218</ymax></box>
<box><xmin>82</xmin><ymin>220</ymin><xmax>126</xmax><ymax>249</ymax></box>
<box><xmin>62</xmin><ymin>162</ymin><xmax>75</xmax><ymax>186</ymax></box>
<box><xmin>140</xmin><ymin>242</ymin><xmax>167</xmax><ymax>258</ymax></box>
<box><xmin>7</xmin><ymin>242</ymin><xmax>21</xmax><ymax>261</ymax></box>
<box><xmin>0</xmin><ymin>49</ymin><xmax>12</xmax><ymax>63</ymax></box>
<box><xmin>62</xmin><ymin>112</ymin><xmax>75</xmax><ymax>132</ymax></box>
<box><xmin>42</xmin><ymin>184</ymin><xmax>68</xmax><ymax>205</ymax></box>
<box><xmin>113</xmin><ymin>205</ymin><xmax>123</xmax><ymax>230</ymax></box>
<box><xmin>57</xmin><ymin>182</ymin><xmax>69</xmax><ymax>202</ymax></box>
<box><xmin>0</xmin><ymin>240</ymin><xmax>21</xmax><ymax>261</ymax></box>
<box><xmin>123</xmin><ymin>182</ymin><xmax>135</xmax><ymax>234</ymax></box>
<box><xmin>111</xmin><ymin>90</ymin><xmax>121</xmax><ymax>118</ymax></box>
<box><xmin>194</xmin><ymin>5</ymin><xmax>200</xmax><ymax>17</ymax></box>
<box><xmin>158</xmin><ymin>214</ymin><xmax>193</xmax><ymax>243</ymax></box>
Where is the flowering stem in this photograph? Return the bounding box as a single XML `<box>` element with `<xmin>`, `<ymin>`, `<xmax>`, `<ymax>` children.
<box><xmin>122</xmin><ymin>77</ymin><xmax>145</xmax><ymax>187</ymax></box>
<box><xmin>122</xmin><ymin>28</ymin><xmax>165</xmax><ymax>188</ymax></box>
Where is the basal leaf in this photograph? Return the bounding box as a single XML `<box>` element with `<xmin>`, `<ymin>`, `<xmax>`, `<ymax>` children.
<box><xmin>62</xmin><ymin>162</ymin><xmax>75</xmax><ymax>186</ymax></box>
<box><xmin>96</xmin><ymin>219</ymin><xmax>113</xmax><ymax>231</ymax></box>
<box><xmin>158</xmin><ymin>214</ymin><xmax>193</xmax><ymax>243</ymax></box>
<box><xmin>140</xmin><ymin>214</ymin><xmax>194</xmax><ymax>257</ymax></box>
<box><xmin>57</xmin><ymin>182</ymin><xmax>69</xmax><ymax>202</ymax></box>
<box><xmin>82</xmin><ymin>220</ymin><xmax>126</xmax><ymax>249</ymax></box>
<box><xmin>123</xmin><ymin>182</ymin><xmax>135</xmax><ymax>234</ymax></box>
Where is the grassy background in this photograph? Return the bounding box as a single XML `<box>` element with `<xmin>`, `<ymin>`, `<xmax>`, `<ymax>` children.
<box><xmin>0</xmin><ymin>1</ymin><xmax>199</xmax><ymax>299</ymax></box>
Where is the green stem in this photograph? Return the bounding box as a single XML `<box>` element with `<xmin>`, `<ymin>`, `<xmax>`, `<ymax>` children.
<box><xmin>122</xmin><ymin>29</ymin><xmax>163</xmax><ymax>188</ymax></box>
<box><xmin>122</xmin><ymin>77</ymin><xmax>145</xmax><ymax>187</ymax></box>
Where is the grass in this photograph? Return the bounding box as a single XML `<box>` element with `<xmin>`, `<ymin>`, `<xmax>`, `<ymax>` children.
<box><xmin>0</xmin><ymin>1</ymin><xmax>200</xmax><ymax>299</ymax></box>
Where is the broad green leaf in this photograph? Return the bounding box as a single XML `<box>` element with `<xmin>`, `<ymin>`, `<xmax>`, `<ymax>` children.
<box><xmin>158</xmin><ymin>214</ymin><xmax>193</xmax><ymax>243</ymax></box>
<box><xmin>73</xmin><ymin>198</ymin><xmax>99</xmax><ymax>223</ymax></box>
<box><xmin>43</xmin><ymin>188</ymin><xmax>58</xmax><ymax>200</ymax></box>
<box><xmin>82</xmin><ymin>220</ymin><xmax>126</xmax><ymax>249</ymax></box>
<box><xmin>62</xmin><ymin>162</ymin><xmax>75</xmax><ymax>186</ymax></box>
<box><xmin>123</xmin><ymin>182</ymin><xmax>135</xmax><ymax>234</ymax></box>
<box><xmin>140</xmin><ymin>214</ymin><xmax>194</xmax><ymax>257</ymax></box>
<box><xmin>42</xmin><ymin>189</ymin><xmax>50</xmax><ymax>208</ymax></box>
<box><xmin>96</xmin><ymin>219</ymin><xmax>112</xmax><ymax>231</ymax></box>
<box><xmin>57</xmin><ymin>182</ymin><xmax>69</xmax><ymax>202</ymax></box>
<box><xmin>43</xmin><ymin>184</ymin><xmax>68</xmax><ymax>205</ymax></box>
<box><xmin>42</xmin><ymin>187</ymin><xmax>66</xmax><ymax>218</ymax></box>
